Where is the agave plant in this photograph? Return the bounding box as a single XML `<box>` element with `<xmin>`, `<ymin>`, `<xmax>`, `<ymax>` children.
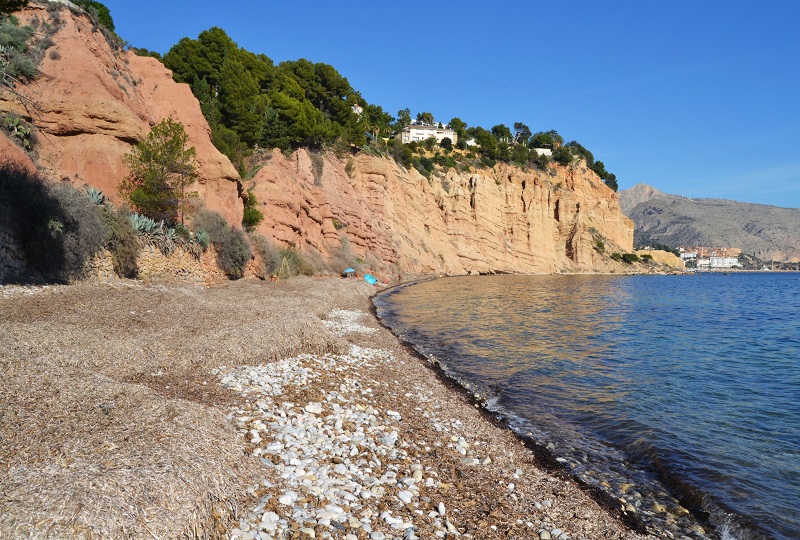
<box><xmin>194</xmin><ymin>229</ymin><xmax>210</xmax><ymax>250</ymax></box>
<box><xmin>83</xmin><ymin>185</ymin><xmax>106</xmax><ymax>205</ymax></box>
<box><xmin>129</xmin><ymin>213</ymin><xmax>160</xmax><ymax>234</ymax></box>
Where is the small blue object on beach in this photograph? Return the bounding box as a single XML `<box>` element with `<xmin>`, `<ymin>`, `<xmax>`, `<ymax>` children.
<box><xmin>364</xmin><ymin>273</ymin><xmax>377</xmax><ymax>285</ymax></box>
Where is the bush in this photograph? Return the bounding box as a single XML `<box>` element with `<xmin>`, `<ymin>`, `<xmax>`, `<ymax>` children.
<box><xmin>621</xmin><ymin>253</ymin><xmax>641</xmax><ymax>264</ymax></box>
<box><xmin>0</xmin><ymin>165</ymin><xmax>106</xmax><ymax>282</ymax></box>
<box><xmin>610</xmin><ymin>252</ymin><xmax>623</xmax><ymax>262</ymax></box>
<box><xmin>100</xmin><ymin>206</ymin><xmax>139</xmax><ymax>278</ymax></box>
<box><xmin>248</xmin><ymin>232</ymin><xmax>281</xmax><ymax>279</ymax></box>
<box><xmin>277</xmin><ymin>247</ymin><xmax>313</xmax><ymax>278</ymax></box>
<box><xmin>192</xmin><ymin>209</ymin><xmax>251</xmax><ymax>279</ymax></box>
<box><xmin>241</xmin><ymin>189</ymin><xmax>264</xmax><ymax>231</ymax></box>
<box><xmin>389</xmin><ymin>140</ymin><xmax>413</xmax><ymax>169</ymax></box>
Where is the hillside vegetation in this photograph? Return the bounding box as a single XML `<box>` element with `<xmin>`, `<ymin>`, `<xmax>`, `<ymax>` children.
<box><xmin>146</xmin><ymin>25</ymin><xmax>619</xmax><ymax>189</ymax></box>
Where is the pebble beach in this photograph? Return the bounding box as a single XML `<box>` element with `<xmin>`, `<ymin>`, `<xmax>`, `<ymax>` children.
<box><xmin>216</xmin><ymin>298</ymin><xmax>662</xmax><ymax>540</ymax></box>
<box><xmin>0</xmin><ymin>277</ymin><xmax>663</xmax><ymax>539</ymax></box>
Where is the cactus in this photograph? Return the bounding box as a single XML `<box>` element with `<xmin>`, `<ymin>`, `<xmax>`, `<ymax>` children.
<box><xmin>4</xmin><ymin>115</ymin><xmax>32</xmax><ymax>150</ymax></box>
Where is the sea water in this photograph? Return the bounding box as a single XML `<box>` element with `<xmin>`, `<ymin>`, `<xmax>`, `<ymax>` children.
<box><xmin>374</xmin><ymin>273</ymin><xmax>800</xmax><ymax>540</ymax></box>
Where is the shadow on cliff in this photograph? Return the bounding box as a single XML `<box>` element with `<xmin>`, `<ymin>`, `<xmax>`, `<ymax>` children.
<box><xmin>0</xmin><ymin>164</ymin><xmax>106</xmax><ymax>284</ymax></box>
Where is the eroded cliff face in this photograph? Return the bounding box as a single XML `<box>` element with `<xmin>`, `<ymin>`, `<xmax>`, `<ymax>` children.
<box><xmin>1</xmin><ymin>5</ymin><xmax>633</xmax><ymax>276</ymax></box>
<box><xmin>250</xmin><ymin>149</ymin><xmax>633</xmax><ymax>275</ymax></box>
<box><xmin>0</xmin><ymin>4</ymin><xmax>242</xmax><ymax>223</ymax></box>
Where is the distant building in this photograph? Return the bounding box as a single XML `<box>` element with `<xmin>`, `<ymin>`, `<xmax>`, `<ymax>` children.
<box><xmin>531</xmin><ymin>148</ymin><xmax>553</xmax><ymax>157</ymax></box>
<box><xmin>709</xmin><ymin>256</ymin><xmax>741</xmax><ymax>269</ymax></box>
<box><xmin>679</xmin><ymin>246</ymin><xmax>742</xmax><ymax>269</ymax></box>
<box><xmin>396</xmin><ymin>121</ymin><xmax>458</xmax><ymax>145</ymax></box>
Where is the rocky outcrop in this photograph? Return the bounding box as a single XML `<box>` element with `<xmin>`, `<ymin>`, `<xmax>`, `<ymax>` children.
<box><xmin>250</xmin><ymin>150</ymin><xmax>633</xmax><ymax>275</ymax></box>
<box><xmin>0</xmin><ymin>4</ymin><xmax>242</xmax><ymax>224</ymax></box>
<box><xmin>0</xmin><ymin>134</ymin><xmax>36</xmax><ymax>172</ymax></box>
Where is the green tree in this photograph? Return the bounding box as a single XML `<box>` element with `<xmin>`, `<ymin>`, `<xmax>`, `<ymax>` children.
<box><xmin>565</xmin><ymin>140</ymin><xmax>594</xmax><ymax>166</ymax></box>
<box><xmin>0</xmin><ymin>0</ymin><xmax>29</xmax><ymax>16</ymax></box>
<box><xmin>389</xmin><ymin>139</ymin><xmax>413</xmax><ymax>168</ymax></box>
<box><xmin>363</xmin><ymin>103</ymin><xmax>393</xmax><ymax>138</ymax></box>
<box><xmin>513</xmin><ymin>122</ymin><xmax>531</xmax><ymax>144</ymax></box>
<box><xmin>491</xmin><ymin>124</ymin><xmax>512</xmax><ymax>143</ymax></box>
<box><xmin>119</xmin><ymin>118</ymin><xmax>197</xmax><ymax>224</ymax></box>
<box><xmin>395</xmin><ymin>108</ymin><xmax>411</xmax><ymax>131</ymax></box>
<box><xmin>552</xmin><ymin>146</ymin><xmax>573</xmax><ymax>166</ymax></box>
<box><xmin>440</xmin><ymin>136</ymin><xmax>453</xmax><ymax>151</ymax></box>
<box><xmin>448</xmin><ymin>117</ymin><xmax>467</xmax><ymax>140</ymax></box>
<box><xmin>416</xmin><ymin>111</ymin><xmax>434</xmax><ymax>125</ymax></box>
<box><xmin>590</xmin><ymin>160</ymin><xmax>608</xmax><ymax>179</ymax></box>
<box><xmin>423</xmin><ymin>136</ymin><xmax>437</xmax><ymax>151</ymax></box>
<box><xmin>529</xmin><ymin>130</ymin><xmax>564</xmax><ymax>150</ymax></box>
<box><xmin>132</xmin><ymin>47</ymin><xmax>163</xmax><ymax>61</ymax></box>
<box><xmin>471</xmin><ymin>127</ymin><xmax>498</xmax><ymax>159</ymax></box>
<box><xmin>73</xmin><ymin>0</ymin><xmax>114</xmax><ymax>31</ymax></box>
<box><xmin>241</xmin><ymin>189</ymin><xmax>264</xmax><ymax>231</ymax></box>
<box><xmin>605</xmin><ymin>173</ymin><xmax>618</xmax><ymax>192</ymax></box>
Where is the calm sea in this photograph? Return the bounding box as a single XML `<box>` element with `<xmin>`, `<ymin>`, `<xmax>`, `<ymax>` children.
<box><xmin>374</xmin><ymin>273</ymin><xmax>800</xmax><ymax>540</ymax></box>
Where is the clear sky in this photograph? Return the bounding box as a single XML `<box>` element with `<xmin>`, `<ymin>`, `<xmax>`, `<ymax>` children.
<box><xmin>102</xmin><ymin>0</ymin><xmax>800</xmax><ymax>207</ymax></box>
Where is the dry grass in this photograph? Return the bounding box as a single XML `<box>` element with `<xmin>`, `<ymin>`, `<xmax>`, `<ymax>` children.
<box><xmin>0</xmin><ymin>277</ymin><xmax>373</xmax><ymax>539</ymax></box>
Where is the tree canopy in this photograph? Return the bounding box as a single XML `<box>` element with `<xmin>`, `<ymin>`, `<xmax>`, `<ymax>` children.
<box><xmin>163</xmin><ymin>27</ymin><xmax>370</xmax><ymax>162</ymax></box>
<box><xmin>119</xmin><ymin>118</ymin><xmax>197</xmax><ymax>224</ymax></box>
<box><xmin>157</xmin><ymin>26</ymin><xmax>621</xmax><ymax>188</ymax></box>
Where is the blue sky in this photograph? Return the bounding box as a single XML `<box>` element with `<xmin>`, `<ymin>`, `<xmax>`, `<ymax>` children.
<box><xmin>103</xmin><ymin>0</ymin><xmax>800</xmax><ymax>207</ymax></box>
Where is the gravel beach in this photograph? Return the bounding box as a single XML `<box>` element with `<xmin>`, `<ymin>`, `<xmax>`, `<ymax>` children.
<box><xmin>0</xmin><ymin>277</ymin><xmax>663</xmax><ymax>540</ymax></box>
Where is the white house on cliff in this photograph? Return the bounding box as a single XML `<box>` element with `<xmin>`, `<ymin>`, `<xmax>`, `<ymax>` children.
<box><xmin>396</xmin><ymin>121</ymin><xmax>458</xmax><ymax>145</ymax></box>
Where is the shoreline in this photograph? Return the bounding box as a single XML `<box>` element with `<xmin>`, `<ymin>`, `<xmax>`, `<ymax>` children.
<box><xmin>369</xmin><ymin>278</ymin><xmax>730</xmax><ymax>540</ymax></box>
<box><xmin>366</xmin><ymin>288</ymin><xmax>649</xmax><ymax>535</ymax></box>
<box><xmin>0</xmin><ymin>276</ymin><xmax>667</xmax><ymax>539</ymax></box>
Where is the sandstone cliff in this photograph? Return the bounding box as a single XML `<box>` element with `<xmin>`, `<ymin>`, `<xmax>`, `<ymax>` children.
<box><xmin>249</xmin><ymin>149</ymin><xmax>633</xmax><ymax>275</ymax></box>
<box><xmin>0</xmin><ymin>3</ymin><xmax>243</xmax><ymax>224</ymax></box>
<box><xmin>1</xmin><ymin>4</ymin><xmax>635</xmax><ymax>277</ymax></box>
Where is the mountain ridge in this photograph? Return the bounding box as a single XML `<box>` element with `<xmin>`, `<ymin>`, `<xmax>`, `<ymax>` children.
<box><xmin>619</xmin><ymin>183</ymin><xmax>800</xmax><ymax>262</ymax></box>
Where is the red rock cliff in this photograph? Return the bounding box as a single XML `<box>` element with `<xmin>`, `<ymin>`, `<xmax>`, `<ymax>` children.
<box><xmin>1</xmin><ymin>4</ymin><xmax>633</xmax><ymax>276</ymax></box>
<box><xmin>0</xmin><ymin>4</ymin><xmax>242</xmax><ymax>223</ymax></box>
<box><xmin>249</xmin><ymin>149</ymin><xmax>633</xmax><ymax>275</ymax></box>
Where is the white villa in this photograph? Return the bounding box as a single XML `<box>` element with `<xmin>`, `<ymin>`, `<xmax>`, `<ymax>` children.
<box><xmin>396</xmin><ymin>121</ymin><xmax>458</xmax><ymax>145</ymax></box>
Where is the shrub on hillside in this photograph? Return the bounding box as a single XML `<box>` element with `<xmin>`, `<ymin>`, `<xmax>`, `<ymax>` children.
<box><xmin>192</xmin><ymin>209</ymin><xmax>251</xmax><ymax>279</ymax></box>
<box><xmin>0</xmin><ymin>165</ymin><xmax>106</xmax><ymax>282</ymax></box>
<box><xmin>241</xmin><ymin>189</ymin><xmax>264</xmax><ymax>231</ymax></box>
<box><xmin>99</xmin><ymin>206</ymin><xmax>139</xmax><ymax>278</ymax></box>
<box><xmin>622</xmin><ymin>253</ymin><xmax>641</xmax><ymax>264</ymax></box>
<box><xmin>277</xmin><ymin>247</ymin><xmax>313</xmax><ymax>278</ymax></box>
<box><xmin>248</xmin><ymin>232</ymin><xmax>281</xmax><ymax>279</ymax></box>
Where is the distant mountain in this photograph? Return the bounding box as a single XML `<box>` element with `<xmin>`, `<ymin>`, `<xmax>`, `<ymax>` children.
<box><xmin>619</xmin><ymin>184</ymin><xmax>800</xmax><ymax>262</ymax></box>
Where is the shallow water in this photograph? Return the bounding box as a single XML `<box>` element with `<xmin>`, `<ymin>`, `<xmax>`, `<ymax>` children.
<box><xmin>374</xmin><ymin>273</ymin><xmax>800</xmax><ymax>540</ymax></box>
